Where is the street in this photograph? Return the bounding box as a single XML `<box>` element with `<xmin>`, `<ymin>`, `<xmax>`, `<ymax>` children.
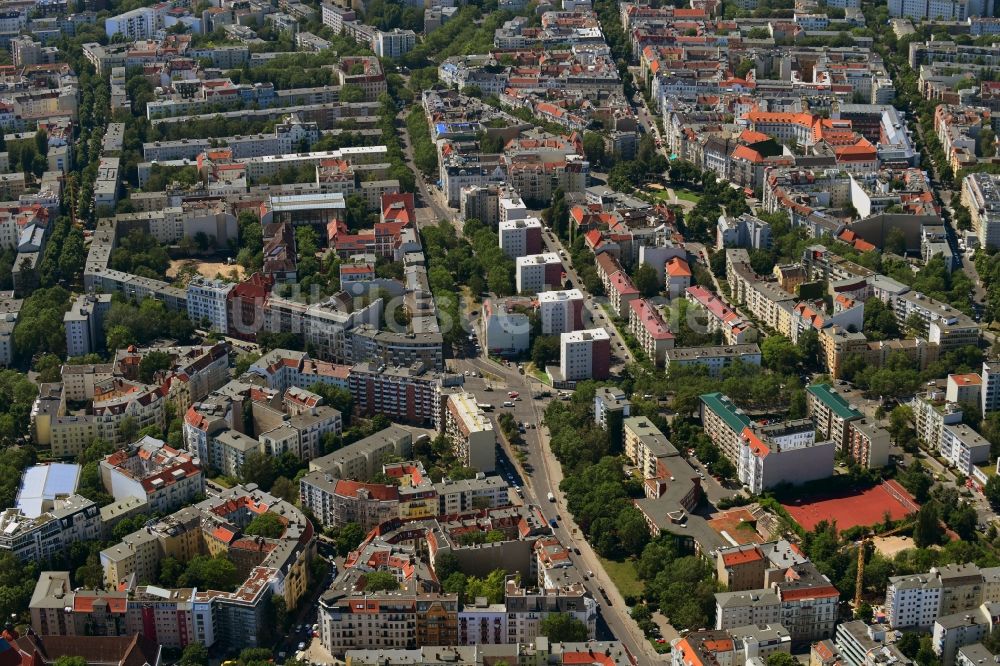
<box><xmin>538</xmin><ymin>226</ymin><xmax>636</xmax><ymax>368</ymax></box>
<box><xmin>448</xmin><ymin>352</ymin><xmax>667</xmax><ymax>664</ymax></box>
<box><xmin>396</xmin><ymin>108</ymin><xmax>663</xmax><ymax>661</ymax></box>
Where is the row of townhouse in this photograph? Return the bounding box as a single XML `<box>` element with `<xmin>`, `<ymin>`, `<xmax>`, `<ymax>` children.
<box><xmin>33</xmin><ymin>485</ymin><xmax>314</xmax><ymax>651</ymax></box>
<box><xmin>183</xmin><ymin>380</ymin><xmax>342</xmax><ymax>478</ymax></box>
<box><xmin>889</xmin><ymin>563</ymin><xmax>1000</xmax><ymax>625</ymax></box>
<box><xmin>299</xmin><ymin>459</ymin><xmax>510</xmax><ymax>531</ymax></box>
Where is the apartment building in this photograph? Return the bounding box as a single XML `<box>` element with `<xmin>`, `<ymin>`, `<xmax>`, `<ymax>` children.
<box><xmin>958</xmin><ymin>645</ymin><xmax>1000</xmax><ymax>666</ymax></box>
<box><xmin>818</xmin><ymin>326</ymin><xmax>869</xmax><ymax>379</ymax></box>
<box><xmin>255</xmin><ymin>391</ymin><xmax>343</xmax><ymax>461</ymax></box>
<box><xmin>807</xmin><ymin>383</ymin><xmax>864</xmax><ymax>451</ymax></box>
<box><xmin>716</xmin><ymin>545</ymin><xmax>769</xmax><ymax>592</ymax></box>
<box><xmin>538</xmin><ymin>289</ymin><xmax>584</xmax><ymax>335</ymax></box>
<box><xmin>79</xmin><ymin>485</ymin><xmax>316</xmax><ymax>650</ymax></box>
<box><xmin>460</xmin><ymin>185</ymin><xmax>501</xmax><ymax>226</ymax></box>
<box><xmin>93</xmin><ymin>157</ymin><xmax>121</xmax><ymax>210</ymax></box>
<box><xmin>257</xmin><ymin>294</ymin><xmax>372</xmax><ymax>364</ymax></box>
<box><xmin>716</xmin><ymin>591</ymin><xmax>783</xmax><ymax>631</ymax></box>
<box><xmin>64</xmin><ymin>293</ymin><xmax>112</xmax><ymax>357</ymax></box>
<box><xmin>498</xmin><ymin>218</ymin><xmax>543</xmax><ymax>259</ymax></box>
<box><xmin>595</xmin><ymin>254</ymin><xmax>640</xmax><ymax>319</ymax></box>
<box><xmin>595</xmin><ymin>387</ymin><xmax>630</xmax><ymax>451</ymax></box>
<box><xmin>348</xmin><ymin>361</ymin><xmax>444</xmax><ymax>427</ymax></box>
<box><xmin>666</xmin><ymin>257</ymin><xmax>693</xmax><ymax>299</ymax></box>
<box><xmin>51</xmin><ymin>380</ymin><xmax>167</xmax><ymax>457</ymax></box>
<box><xmin>559</xmin><ymin>328</ymin><xmax>610</xmax><ymax>382</ymax></box>
<box><xmin>105</xmin><ymin>7</ymin><xmax>157</xmax><ymax>39</ymax></box>
<box><xmin>321</xmin><ymin>3</ymin><xmax>356</xmax><ymax>33</ymax></box>
<box><xmin>444</xmin><ymin>391</ymin><xmax>496</xmax><ymax>473</ymax></box>
<box><xmin>0</xmin><ymin>495</ymin><xmax>100</xmax><ymax>562</ymax></box>
<box><xmin>482</xmin><ymin>299</ymin><xmax>531</xmax><ymax>357</ymax></box>
<box><xmin>515</xmin><ymin>253</ymin><xmax>563</xmax><ymax>294</ymax></box>
<box><xmin>299</xmin><ymin>473</ymin><xmax>399</xmax><ymax>531</ymax></box>
<box><xmin>685</xmin><ymin>285</ymin><xmax>757</xmax><ymax>345</ymax></box>
<box><xmin>884</xmin><ymin>563</ymin><xmax>1000</xmax><ymax>629</ymax></box>
<box><xmin>142</xmin><ymin>120</ymin><xmax>320</xmax><ymax>161</ymax></box>
<box><xmin>717</xmin><ymin>213</ymin><xmax>773</xmax><ymax>250</ymax></box>
<box><xmin>187</xmin><ymin>278</ymin><xmax>234</xmax><ymax>334</ymax></box>
<box><xmin>894</xmin><ymin>291</ymin><xmax>980</xmax><ymax>351</ymax></box>
<box><xmin>738</xmin><ymin>420</ymin><xmax>836</xmax><ymax>495</ymax></box>
<box><xmin>845</xmin><ymin>419</ymin><xmax>891</xmax><ymax>469</ymax></box>
<box><xmin>99</xmin><ymin>436</ymin><xmax>204</xmax><ymax>514</ymax></box>
<box><xmin>932</xmin><ymin>603</ymin><xmax>1000</xmax><ymax>666</ymax></box>
<box><xmin>309</xmin><ymin>425</ymin><xmax>414</xmax><ymax>480</ymax></box>
<box><xmin>914</xmin><ymin>391</ymin><xmax>965</xmax><ymax>450</ymax></box>
<box><xmin>835</xmin><ymin>621</ymin><xmax>914</xmax><ymax>666</ymax></box>
<box><xmin>248</xmin><ymin>348</ymin><xmax>349</xmax><ymax>393</ymax></box>
<box><xmin>624</xmin><ymin>416</ymin><xmax>676</xmax><ymax>480</ymax></box>
<box><xmin>335</xmin><ymin>56</ymin><xmax>387</xmax><ymax>102</ymax></box>
<box><xmin>628</xmin><ymin>298</ymin><xmax>675</xmax><ymax>365</ymax></box>
<box><xmin>890</xmin><ymin>0</ymin><xmax>992</xmax><ymax>21</ymax></box>
<box><xmin>939</xmin><ymin>423</ymin><xmax>991</xmax><ymax>476</ymax></box>
<box><xmin>344</xmin><ymin>639</ymin><xmax>636</xmax><ymax>665</ymax></box>
<box><xmin>374</xmin><ymin>28</ymin><xmax>416</xmax><ymax>58</ymax></box>
<box><xmin>983</xmin><ymin>360</ymin><xmax>1000</xmax><ymax>414</ymax></box>
<box><xmin>433</xmin><ymin>476</ymin><xmax>510</xmax><ymax>516</ymax></box>
<box><xmin>700</xmin><ymin>392</ymin><xmax>754</xmax><ymax>465</ymax></box>
<box><xmin>673</xmin><ymin>626</ymin><xmax>793</xmax><ymax>666</ymax></box>
<box><xmin>665</xmin><ymin>344</ymin><xmax>762</xmax><ymax>377</ymax></box>
<box><xmin>499</xmin><ymin>192</ymin><xmax>529</xmax><ymax>224</ymax></box>
<box><xmin>351</xmin><ymin>325</ymin><xmax>445</xmax><ymax>373</ymax></box>
<box><xmin>320</xmin><ymin>589</ymin><xmax>459</xmax><ymax>654</ymax></box>
<box><xmin>0</xmin><ymin>292</ymin><xmax>20</xmax><ymax>367</ymax></box>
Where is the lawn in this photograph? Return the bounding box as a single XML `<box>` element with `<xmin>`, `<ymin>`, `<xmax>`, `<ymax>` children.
<box><xmin>598</xmin><ymin>556</ymin><xmax>644</xmax><ymax>600</ymax></box>
<box><xmin>674</xmin><ymin>188</ymin><xmax>701</xmax><ymax>203</ymax></box>
<box><xmin>211</xmin><ymin>475</ymin><xmax>237</xmax><ymax>489</ymax></box>
<box><xmin>529</xmin><ymin>365</ymin><xmax>551</xmax><ymax>385</ymax></box>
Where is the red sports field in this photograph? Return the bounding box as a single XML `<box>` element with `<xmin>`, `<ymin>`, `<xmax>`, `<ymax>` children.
<box><xmin>780</xmin><ymin>480</ymin><xmax>919</xmax><ymax>532</ymax></box>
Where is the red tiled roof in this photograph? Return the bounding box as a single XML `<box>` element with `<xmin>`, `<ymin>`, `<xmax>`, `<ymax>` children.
<box><xmin>336</xmin><ymin>479</ymin><xmax>399</xmax><ymax>502</ymax></box>
<box><xmin>731</xmin><ymin>144</ymin><xmax>763</xmax><ymax>164</ymax></box>
<box><xmin>73</xmin><ymin>596</ymin><xmax>127</xmax><ymax>614</ymax></box>
<box><xmin>722</xmin><ymin>547</ymin><xmax>764</xmax><ymax>566</ymax></box>
<box><xmin>667</xmin><ymin>257</ymin><xmax>692</xmax><ymax>278</ymax></box>
<box><xmin>780</xmin><ymin>585</ymin><xmax>840</xmax><ymax>601</ymax></box>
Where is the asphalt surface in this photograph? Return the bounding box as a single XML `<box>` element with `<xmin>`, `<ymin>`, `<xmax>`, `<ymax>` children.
<box><xmin>393</xmin><ymin>107</ymin><xmax>663</xmax><ymax>661</ymax></box>
<box><xmin>448</xmin><ymin>352</ymin><xmax>666</xmax><ymax>664</ymax></box>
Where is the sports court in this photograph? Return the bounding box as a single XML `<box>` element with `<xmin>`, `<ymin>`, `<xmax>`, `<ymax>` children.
<box><xmin>780</xmin><ymin>480</ymin><xmax>919</xmax><ymax>532</ymax></box>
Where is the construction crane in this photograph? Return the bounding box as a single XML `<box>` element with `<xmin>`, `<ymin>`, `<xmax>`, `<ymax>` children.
<box><xmin>854</xmin><ymin>535</ymin><xmax>871</xmax><ymax>611</ymax></box>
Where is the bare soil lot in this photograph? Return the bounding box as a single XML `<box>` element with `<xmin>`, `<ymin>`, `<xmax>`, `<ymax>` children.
<box><xmin>167</xmin><ymin>259</ymin><xmax>243</xmax><ymax>283</ymax></box>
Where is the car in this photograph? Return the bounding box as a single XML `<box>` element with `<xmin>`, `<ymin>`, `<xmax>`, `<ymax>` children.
<box><xmin>464</xmin><ymin>370</ymin><xmax>470</xmax><ymax>376</ymax></box>
<box><xmin>588</xmin><ymin>570</ymin><xmax>594</xmax><ymax>578</ymax></box>
<box><xmin>574</xmin><ymin>546</ymin><xmax>581</xmax><ymax>555</ymax></box>
<box><xmin>298</xmin><ymin>642</ymin><xmax>306</xmax><ymax>651</ymax></box>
